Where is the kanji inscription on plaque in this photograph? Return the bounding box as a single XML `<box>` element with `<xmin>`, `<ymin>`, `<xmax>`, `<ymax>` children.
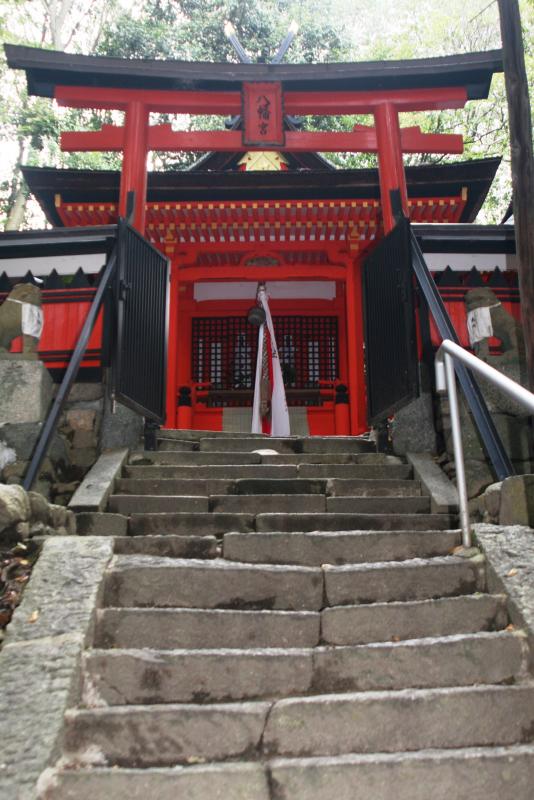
<box><xmin>242</xmin><ymin>82</ymin><xmax>285</xmax><ymax>147</ymax></box>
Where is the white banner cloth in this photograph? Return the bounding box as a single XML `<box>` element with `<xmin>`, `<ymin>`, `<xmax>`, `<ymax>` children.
<box><xmin>6</xmin><ymin>299</ymin><xmax>44</xmax><ymax>338</ymax></box>
<box><xmin>251</xmin><ymin>287</ymin><xmax>290</xmax><ymax>437</ymax></box>
<box><xmin>467</xmin><ymin>303</ymin><xmax>499</xmax><ymax>347</ymax></box>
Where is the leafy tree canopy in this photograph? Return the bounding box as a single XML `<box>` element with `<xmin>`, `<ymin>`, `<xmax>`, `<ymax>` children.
<box><xmin>0</xmin><ymin>0</ymin><xmax>533</xmax><ymax>227</ymax></box>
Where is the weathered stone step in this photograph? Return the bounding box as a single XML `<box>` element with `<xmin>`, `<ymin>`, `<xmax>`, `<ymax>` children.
<box><xmin>326</xmin><ymin>496</ymin><xmax>430</xmax><ymax>513</ymax></box>
<box><xmin>301</xmin><ymin>437</ymin><xmax>376</xmax><ymax>454</ymax></box>
<box><xmin>44</xmin><ymin>763</ymin><xmax>270</xmax><ymax>799</ymax></box>
<box><xmin>300</xmin><ymin>463</ymin><xmax>412</xmax><ymax>479</ymax></box>
<box><xmin>311</xmin><ymin>631</ymin><xmax>524</xmax><ymax>693</ymax></box>
<box><xmin>327</xmin><ymin>477</ymin><xmax>421</xmax><ymax>496</ymax></box>
<box><xmin>41</xmin><ymin>746</ymin><xmax>534</xmax><ymax>800</ymax></box>
<box><xmin>232</xmin><ymin>478</ymin><xmax>326</xmax><ymax>495</ymax></box>
<box><xmin>82</xmin><ymin>633</ymin><xmax>524</xmax><ymax>706</ymax></box>
<box><xmin>269</xmin><ymin>745</ymin><xmax>534</xmax><ymax>800</ymax></box>
<box><xmin>263</xmin><ymin>684</ymin><xmax>534</xmax><ymax>757</ymax></box>
<box><xmin>123</xmin><ymin>464</ymin><xmax>298</xmax><ymax>480</ymax></box>
<box><xmin>324</xmin><ymin>555</ymin><xmax>484</xmax><ymax>605</ymax></box>
<box><xmin>210</xmin><ymin>493</ymin><xmax>327</xmax><ymax>514</ymax></box>
<box><xmin>96</xmin><ymin>594</ymin><xmax>508</xmax><ymax>650</ymax></box>
<box><xmin>223</xmin><ymin>530</ymin><xmax>461</xmax><ymax>566</ymax></box>
<box><xmin>199</xmin><ymin>436</ymin><xmax>299</xmax><ymax>452</ymax></box>
<box><xmin>103</xmin><ymin>557</ymin><xmax>323</xmax><ymax>610</ymax></box>
<box><xmin>128</xmin><ymin>512</ymin><xmax>254</xmax><ymax>536</ymax></box>
<box><xmin>129</xmin><ymin>451</ymin><xmax>262</xmax><ymax>466</ymax></box>
<box><xmin>154</xmin><ymin>438</ymin><xmax>197</xmax><ymax>452</ymax></box>
<box><xmin>321</xmin><ymin>593</ymin><xmax>508</xmax><ymax>645</ymax></box>
<box><xmin>259</xmin><ymin>453</ymin><xmax>355</xmax><ymax>464</ymax></box>
<box><xmin>198</xmin><ymin>436</ymin><xmax>375</xmax><ymax>454</ymax></box>
<box><xmin>162</xmin><ymin>428</ymin><xmax>266</xmax><ymax>440</ymax></box>
<box><xmin>83</xmin><ymin>647</ymin><xmax>314</xmax><ymax>705</ymax></box>
<box><xmin>113</xmin><ymin>535</ymin><xmax>219</xmax><ymax>559</ymax></box>
<box><xmin>116</xmin><ymin>477</ymin><xmax>331</xmax><ymax>496</ymax></box>
<box><xmin>95</xmin><ymin>607</ymin><xmax>320</xmax><ymax>649</ymax></box>
<box><xmin>66</xmin><ymin>632</ymin><xmax>525</xmax><ymax>766</ymax></box>
<box><xmin>109</xmin><ymin>495</ymin><xmax>208</xmax><ymax>515</ymax></box>
<box><xmin>260</xmin><ymin>453</ymin><xmax>386</xmax><ymax>465</ymax></box>
<box><xmin>62</xmin><ymin>702</ymin><xmax>270</xmax><ymax>767</ymax></box>
<box><xmin>256</xmin><ymin>512</ymin><xmax>456</xmax><ymax>532</ymax></box>
<box><xmin>115</xmin><ymin>478</ymin><xmax>232</xmax><ymax>496</ymax></box>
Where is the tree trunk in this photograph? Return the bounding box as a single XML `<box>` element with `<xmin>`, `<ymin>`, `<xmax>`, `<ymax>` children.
<box><xmin>5</xmin><ymin>186</ymin><xmax>28</xmax><ymax>231</ymax></box>
<box><xmin>498</xmin><ymin>0</ymin><xmax>534</xmax><ymax>391</ymax></box>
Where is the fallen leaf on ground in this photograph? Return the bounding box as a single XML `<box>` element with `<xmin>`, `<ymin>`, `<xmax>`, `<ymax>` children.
<box><xmin>507</xmin><ymin>568</ymin><xmax>518</xmax><ymax>577</ymax></box>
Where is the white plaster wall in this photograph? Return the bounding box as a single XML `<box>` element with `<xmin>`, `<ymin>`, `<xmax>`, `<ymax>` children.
<box><xmin>0</xmin><ymin>253</ymin><xmax>106</xmax><ymax>278</ymax></box>
<box><xmin>424</xmin><ymin>252</ymin><xmax>517</xmax><ymax>272</ymax></box>
<box><xmin>193</xmin><ymin>281</ymin><xmax>336</xmax><ymax>302</ymax></box>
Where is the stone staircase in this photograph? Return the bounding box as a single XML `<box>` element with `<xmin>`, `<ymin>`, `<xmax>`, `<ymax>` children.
<box><xmin>42</xmin><ymin>432</ymin><xmax>534</xmax><ymax>799</ymax></box>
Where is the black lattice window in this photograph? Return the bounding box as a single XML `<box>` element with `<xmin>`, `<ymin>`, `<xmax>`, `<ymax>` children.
<box><xmin>192</xmin><ymin>316</ymin><xmax>338</xmax><ymax>404</ymax></box>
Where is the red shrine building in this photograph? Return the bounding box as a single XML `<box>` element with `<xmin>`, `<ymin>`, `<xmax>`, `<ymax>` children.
<box><xmin>0</xmin><ymin>45</ymin><xmax>519</xmax><ymax>435</ymax></box>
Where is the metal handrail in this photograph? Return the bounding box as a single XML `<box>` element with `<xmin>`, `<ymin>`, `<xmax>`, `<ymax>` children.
<box><xmin>22</xmin><ymin>243</ymin><xmax>118</xmax><ymax>490</ymax></box>
<box><xmin>411</xmin><ymin>225</ymin><xmax>514</xmax><ymax>479</ymax></box>
<box><xmin>435</xmin><ymin>339</ymin><xmax>534</xmax><ymax>548</ymax></box>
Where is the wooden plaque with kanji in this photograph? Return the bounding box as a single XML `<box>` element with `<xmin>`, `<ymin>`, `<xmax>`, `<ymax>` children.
<box><xmin>242</xmin><ymin>82</ymin><xmax>285</xmax><ymax>147</ymax></box>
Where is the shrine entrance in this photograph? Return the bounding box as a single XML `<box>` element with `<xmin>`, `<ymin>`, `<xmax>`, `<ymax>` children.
<box><xmin>179</xmin><ymin>279</ymin><xmax>348</xmax><ymax>435</ymax></box>
<box><xmin>159</xmin><ymin>194</ymin><xmax>375</xmax><ymax>434</ymax></box>
<box><xmin>5</xmin><ymin>40</ymin><xmax>503</xmax><ymax>436</ymax></box>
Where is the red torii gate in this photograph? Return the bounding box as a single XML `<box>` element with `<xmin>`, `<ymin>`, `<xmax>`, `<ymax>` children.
<box><xmin>56</xmin><ymin>83</ymin><xmax>466</xmax><ymax>233</ymax></box>
<box><xmin>54</xmin><ymin>77</ymin><xmax>466</xmax><ymax>434</ymax></box>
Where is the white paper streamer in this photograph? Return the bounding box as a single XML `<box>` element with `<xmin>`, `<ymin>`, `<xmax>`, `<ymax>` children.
<box><xmin>251</xmin><ymin>286</ymin><xmax>290</xmax><ymax>437</ymax></box>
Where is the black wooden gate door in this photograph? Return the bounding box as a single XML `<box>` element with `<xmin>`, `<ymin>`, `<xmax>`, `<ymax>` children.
<box><xmin>113</xmin><ymin>221</ymin><xmax>169</xmax><ymax>423</ymax></box>
<box><xmin>362</xmin><ymin>217</ymin><xmax>419</xmax><ymax>424</ymax></box>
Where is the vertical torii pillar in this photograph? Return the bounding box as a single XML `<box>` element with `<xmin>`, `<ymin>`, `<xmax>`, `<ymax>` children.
<box><xmin>119</xmin><ymin>101</ymin><xmax>150</xmax><ymax>231</ymax></box>
<box><xmin>374</xmin><ymin>102</ymin><xmax>409</xmax><ymax>233</ymax></box>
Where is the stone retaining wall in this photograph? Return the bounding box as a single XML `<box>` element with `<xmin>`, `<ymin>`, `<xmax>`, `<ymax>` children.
<box><xmin>0</xmin><ymin>382</ymin><xmax>104</xmax><ymax>505</ymax></box>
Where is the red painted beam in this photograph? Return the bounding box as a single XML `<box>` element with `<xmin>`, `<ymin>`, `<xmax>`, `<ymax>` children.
<box><xmin>61</xmin><ymin>125</ymin><xmax>125</xmax><ymax>151</ymax></box>
<box><xmin>285</xmin><ymin>87</ymin><xmax>468</xmax><ymax>114</ymax></box>
<box><xmin>400</xmin><ymin>126</ymin><xmax>463</xmax><ymax>154</ymax></box>
<box><xmin>61</xmin><ymin>123</ymin><xmax>463</xmax><ymax>154</ymax></box>
<box><xmin>55</xmin><ymin>85</ymin><xmax>468</xmax><ymax>115</ymax></box>
<box><xmin>176</xmin><ymin>265</ymin><xmax>347</xmax><ymax>282</ymax></box>
<box><xmin>153</xmin><ymin>127</ymin><xmax>379</xmax><ymax>152</ymax></box>
<box><xmin>55</xmin><ymin>85</ymin><xmax>242</xmax><ymax>114</ymax></box>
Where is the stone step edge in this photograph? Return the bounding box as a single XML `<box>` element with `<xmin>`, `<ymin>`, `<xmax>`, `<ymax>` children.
<box><xmin>99</xmin><ymin>592</ymin><xmax>505</xmax><ymax>613</ymax></box>
<box><xmin>84</xmin><ymin>629</ymin><xmax>523</xmax><ymax>658</ymax></box>
<box><xmin>43</xmin><ymin>744</ymin><xmax>534</xmax><ymax>800</ymax></box>
<box><xmin>107</xmin><ymin>552</ymin><xmax>475</xmax><ymax>570</ymax></box>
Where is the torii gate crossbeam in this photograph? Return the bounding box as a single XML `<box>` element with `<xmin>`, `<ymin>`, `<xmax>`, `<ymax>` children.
<box><xmin>56</xmin><ymin>83</ymin><xmax>467</xmax><ymax>232</ymax></box>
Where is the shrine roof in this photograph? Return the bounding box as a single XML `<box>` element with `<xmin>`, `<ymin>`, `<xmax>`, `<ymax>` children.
<box><xmin>6</xmin><ymin>44</ymin><xmax>502</xmax><ymax>100</ymax></box>
<box><xmin>23</xmin><ymin>158</ymin><xmax>500</xmax><ymax>228</ymax></box>
<box><xmin>412</xmin><ymin>223</ymin><xmax>516</xmax><ymax>253</ymax></box>
<box><xmin>0</xmin><ymin>225</ymin><xmax>117</xmax><ymax>258</ymax></box>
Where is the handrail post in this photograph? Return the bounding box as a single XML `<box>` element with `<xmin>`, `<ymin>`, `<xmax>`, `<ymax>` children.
<box><xmin>436</xmin><ymin>338</ymin><xmax>534</xmax><ymax>547</ymax></box>
<box><xmin>443</xmin><ymin>351</ymin><xmax>471</xmax><ymax>548</ymax></box>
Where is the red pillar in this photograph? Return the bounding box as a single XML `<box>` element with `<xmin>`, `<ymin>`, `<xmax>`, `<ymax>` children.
<box><xmin>374</xmin><ymin>102</ymin><xmax>409</xmax><ymax>233</ymax></box>
<box><xmin>119</xmin><ymin>100</ymin><xmax>149</xmax><ymax>232</ymax></box>
<box><xmin>345</xmin><ymin>259</ymin><xmax>366</xmax><ymax>434</ymax></box>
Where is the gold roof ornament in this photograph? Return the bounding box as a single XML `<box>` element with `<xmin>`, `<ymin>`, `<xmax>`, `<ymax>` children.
<box><xmin>238</xmin><ymin>151</ymin><xmax>289</xmax><ymax>171</ymax></box>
